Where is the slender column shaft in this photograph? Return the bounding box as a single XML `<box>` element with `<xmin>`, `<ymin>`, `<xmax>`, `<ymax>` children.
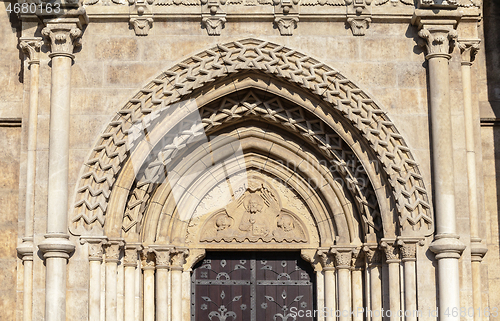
<box><xmin>45</xmin><ymin>257</ymin><xmax>68</xmax><ymax>321</ymax></box>
<box><xmin>413</xmin><ymin>18</ymin><xmax>465</xmax><ymax>321</ymax></box>
<box><xmin>370</xmin><ymin>266</ymin><xmax>382</xmax><ymax>321</ymax></box>
<box><xmin>182</xmin><ymin>271</ymin><xmax>191</xmax><ymax>321</ymax></box>
<box><xmin>106</xmin><ymin>261</ymin><xmax>119</xmax><ymax>321</ymax></box>
<box><xmin>324</xmin><ymin>269</ymin><xmax>336</xmax><ymax>321</ymax></box>
<box><xmin>352</xmin><ymin>269</ymin><xmax>363</xmax><ymax>321</ymax></box>
<box><xmin>18</xmin><ymin>37</ymin><xmax>42</xmax><ymax>321</ymax></box>
<box><xmin>459</xmin><ymin>39</ymin><xmax>487</xmax><ymax>321</ymax></box>
<box><xmin>89</xmin><ymin>260</ymin><xmax>101</xmax><ymax>320</ymax></box>
<box><xmin>124</xmin><ymin>266</ymin><xmax>136</xmax><ymax>321</ymax></box>
<box><xmin>338</xmin><ymin>268</ymin><xmax>351</xmax><ymax>321</ymax></box>
<box><xmin>388</xmin><ymin>263</ymin><xmax>400</xmax><ymax>321</ymax></box>
<box><xmin>143</xmin><ymin>268</ymin><xmax>155</xmax><ymax>321</ymax></box>
<box><xmin>156</xmin><ymin>268</ymin><xmax>169</xmax><ymax>321</ymax></box>
<box><xmin>171</xmin><ymin>269</ymin><xmax>183</xmax><ymax>321</ymax></box>
<box><xmin>23</xmin><ymin>260</ymin><xmax>33</xmax><ymax>321</ymax></box>
<box><xmin>403</xmin><ymin>260</ymin><xmax>416</xmax><ymax>321</ymax></box>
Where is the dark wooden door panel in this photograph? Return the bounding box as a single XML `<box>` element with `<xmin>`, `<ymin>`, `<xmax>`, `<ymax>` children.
<box><xmin>192</xmin><ymin>252</ymin><xmax>315</xmax><ymax>321</ymax></box>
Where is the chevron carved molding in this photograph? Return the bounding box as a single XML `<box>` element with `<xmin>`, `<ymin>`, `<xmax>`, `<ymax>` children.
<box><xmin>70</xmin><ymin>38</ymin><xmax>432</xmax><ymax>237</ymax></box>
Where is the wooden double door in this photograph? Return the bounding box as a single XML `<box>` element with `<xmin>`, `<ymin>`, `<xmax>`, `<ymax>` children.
<box><xmin>191</xmin><ymin>251</ymin><xmax>316</xmax><ymax>321</ymax></box>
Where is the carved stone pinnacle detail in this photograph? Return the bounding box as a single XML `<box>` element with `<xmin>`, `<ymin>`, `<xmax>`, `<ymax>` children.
<box><xmin>417</xmin><ymin>26</ymin><xmax>458</xmax><ymax>59</ymax></box>
<box><xmin>458</xmin><ymin>39</ymin><xmax>480</xmax><ymax>65</ymax></box>
<box><xmin>347</xmin><ymin>17</ymin><xmax>371</xmax><ymax>36</ymax></box>
<box><xmin>19</xmin><ymin>38</ymin><xmax>43</xmax><ymax>65</ymax></box>
<box><xmin>42</xmin><ymin>23</ymin><xmax>83</xmax><ymax>59</ymax></box>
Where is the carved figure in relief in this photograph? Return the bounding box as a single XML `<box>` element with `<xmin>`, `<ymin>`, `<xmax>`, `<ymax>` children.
<box><xmin>199</xmin><ymin>176</ymin><xmax>307</xmax><ymax>243</ymax></box>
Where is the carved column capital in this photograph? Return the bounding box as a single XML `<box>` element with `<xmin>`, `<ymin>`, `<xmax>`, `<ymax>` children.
<box><xmin>103</xmin><ymin>239</ymin><xmax>124</xmax><ymax>263</ymax></box>
<box><xmin>317</xmin><ymin>248</ymin><xmax>335</xmax><ymax>271</ymax></box>
<box><xmin>351</xmin><ymin>248</ymin><xmax>365</xmax><ymax>271</ymax></box>
<box><xmin>458</xmin><ymin>39</ymin><xmax>480</xmax><ymax>66</ymax></box>
<box><xmin>42</xmin><ymin>15</ymin><xmax>87</xmax><ymax>59</ymax></box>
<box><xmin>141</xmin><ymin>248</ymin><xmax>156</xmax><ymax>270</ymax></box>
<box><xmin>17</xmin><ymin>237</ymin><xmax>35</xmax><ymax>262</ymax></box>
<box><xmin>331</xmin><ymin>247</ymin><xmax>354</xmax><ymax>269</ymax></box>
<box><xmin>80</xmin><ymin>236</ymin><xmax>107</xmax><ymax>262</ymax></box>
<box><xmin>363</xmin><ymin>244</ymin><xmax>383</xmax><ymax>266</ymax></box>
<box><xmin>124</xmin><ymin>243</ymin><xmax>142</xmax><ymax>267</ymax></box>
<box><xmin>411</xmin><ymin>10</ymin><xmax>461</xmax><ymax>60</ymax></box>
<box><xmin>170</xmin><ymin>248</ymin><xmax>189</xmax><ymax>271</ymax></box>
<box><xmin>397</xmin><ymin>238</ymin><xmax>424</xmax><ymax>262</ymax></box>
<box><xmin>380</xmin><ymin>239</ymin><xmax>400</xmax><ymax>263</ymax></box>
<box><xmin>19</xmin><ymin>37</ymin><xmax>43</xmax><ymax>65</ymax></box>
<box><xmin>150</xmin><ymin>245</ymin><xmax>173</xmax><ymax>269</ymax></box>
<box><xmin>429</xmin><ymin>234</ymin><xmax>465</xmax><ymax>259</ymax></box>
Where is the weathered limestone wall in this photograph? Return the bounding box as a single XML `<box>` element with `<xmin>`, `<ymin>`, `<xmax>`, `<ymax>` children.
<box><xmin>0</xmin><ymin>2</ymin><xmax>24</xmax><ymax>321</ymax></box>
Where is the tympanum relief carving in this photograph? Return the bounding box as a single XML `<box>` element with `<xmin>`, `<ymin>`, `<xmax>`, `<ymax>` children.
<box><xmin>196</xmin><ymin>176</ymin><xmax>309</xmax><ymax>244</ymax></box>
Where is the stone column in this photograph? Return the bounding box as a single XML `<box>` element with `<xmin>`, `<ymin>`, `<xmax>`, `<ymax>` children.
<box><xmin>380</xmin><ymin>239</ymin><xmax>400</xmax><ymax>321</ymax></box>
<box><xmin>81</xmin><ymin>237</ymin><xmax>106</xmax><ymax>321</ymax></box>
<box><xmin>412</xmin><ymin>11</ymin><xmax>465</xmax><ymax>321</ymax></box>
<box><xmin>142</xmin><ymin>249</ymin><xmax>156</xmax><ymax>321</ymax></box>
<box><xmin>104</xmin><ymin>239</ymin><xmax>124</xmax><ymax>321</ymax></box>
<box><xmin>16</xmin><ymin>37</ymin><xmax>42</xmax><ymax>321</ymax></box>
<box><xmin>398</xmin><ymin>239</ymin><xmax>421</xmax><ymax>321</ymax></box>
<box><xmin>124</xmin><ymin>244</ymin><xmax>142</xmax><ymax>321</ymax></box>
<box><xmin>332</xmin><ymin>247</ymin><xmax>353</xmax><ymax>321</ymax></box>
<box><xmin>364</xmin><ymin>245</ymin><xmax>382</xmax><ymax>321</ymax></box>
<box><xmin>458</xmin><ymin>39</ymin><xmax>488</xmax><ymax>321</ymax></box>
<box><xmin>152</xmin><ymin>247</ymin><xmax>172</xmax><ymax>321</ymax></box>
<box><xmin>318</xmin><ymin>249</ymin><xmax>336</xmax><ymax>321</ymax></box>
<box><xmin>351</xmin><ymin>249</ymin><xmax>364</xmax><ymax>321</ymax></box>
<box><xmin>170</xmin><ymin>248</ymin><xmax>189</xmax><ymax>321</ymax></box>
<box><xmin>37</xmin><ymin>13</ymin><xmax>87</xmax><ymax>321</ymax></box>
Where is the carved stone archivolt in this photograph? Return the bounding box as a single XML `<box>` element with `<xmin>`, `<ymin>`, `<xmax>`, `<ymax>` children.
<box><xmin>199</xmin><ymin>176</ymin><xmax>308</xmax><ymax>243</ymax></box>
<box><xmin>71</xmin><ymin>39</ymin><xmax>432</xmax><ymax>240</ymax></box>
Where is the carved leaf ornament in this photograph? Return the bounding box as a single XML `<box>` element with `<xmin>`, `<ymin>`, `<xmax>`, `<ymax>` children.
<box><xmin>71</xmin><ymin>39</ymin><xmax>432</xmax><ymax>238</ymax></box>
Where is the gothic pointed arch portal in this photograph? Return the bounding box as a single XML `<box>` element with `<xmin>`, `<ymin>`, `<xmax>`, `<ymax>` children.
<box><xmin>74</xmin><ymin>39</ymin><xmax>432</xmax><ymax>321</ymax></box>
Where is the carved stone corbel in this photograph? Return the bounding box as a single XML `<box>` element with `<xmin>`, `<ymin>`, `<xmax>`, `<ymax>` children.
<box><xmin>129</xmin><ymin>0</ymin><xmax>154</xmax><ymax>36</ymax></box>
<box><xmin>201</xmin><ymin>0</ymin><xmax>227</xmax><ymax>36</ymax></box>
<box><xmin>345</xmin><ymin>0</ymin><xmax>371</xmax><ymax>36</ymax></box>
<box><xmin>274</xmin><ymin>0</ymin><xmax>299</xmax><ymax>36</ymax></box>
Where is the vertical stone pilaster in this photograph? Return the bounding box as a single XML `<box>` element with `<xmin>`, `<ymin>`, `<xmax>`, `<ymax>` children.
<box><xmin>37</xmin><ymin>10</ymin><xmax>87</xmax><ymax>321</ymax></box>
<box><xmin>17</xmin><ymin>36</ymin><xmax>43</xmax><ymax>321</ymax></box>
<box><xmin>412</xmin><ymin>10</ymin><xmax>465</xmax><ymax>321</ymax></box>
<box><xmin>458</xmin><ymin>39</ymin><xmax>488</xmax><ymax>321</ymax></box>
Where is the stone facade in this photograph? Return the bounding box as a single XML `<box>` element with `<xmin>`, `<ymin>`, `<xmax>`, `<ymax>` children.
<box><xmin>0</xmin><ymin>0</ymin><xmax>499</xmax><ymax>320</ymax></box>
